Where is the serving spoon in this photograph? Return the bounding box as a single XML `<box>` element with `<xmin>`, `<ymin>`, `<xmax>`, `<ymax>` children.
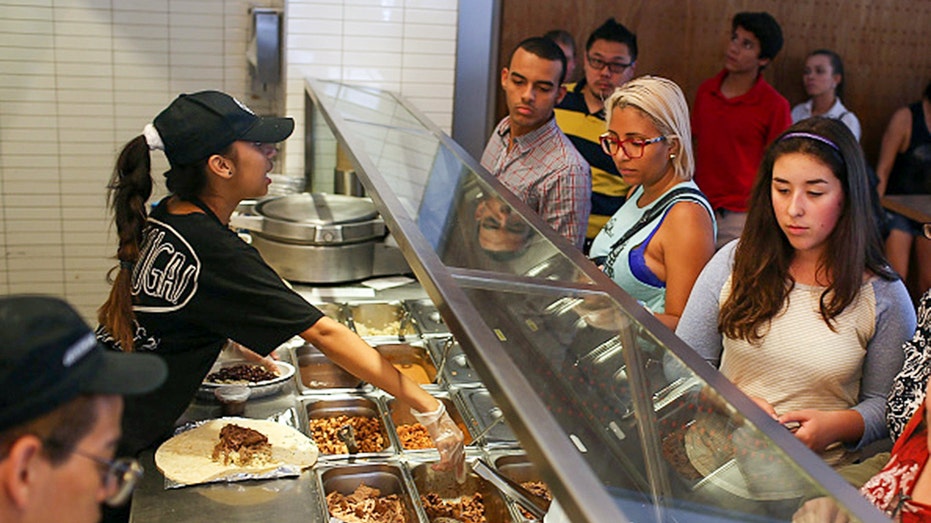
<box><xmin>471</xmin><ymin>407</ymin><xmax>504</xmax><ymax>444</ymax></box>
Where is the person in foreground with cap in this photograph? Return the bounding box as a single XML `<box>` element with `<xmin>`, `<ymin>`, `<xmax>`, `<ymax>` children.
<box><xmin>0</xmin><ymin>295</ymin><xmax>167</xmax><ymax>523</ymax></box>
<box><xmin>95</xmin><ymin>91</ymin><xmax>465</xmax><ymax>482</ymax></box>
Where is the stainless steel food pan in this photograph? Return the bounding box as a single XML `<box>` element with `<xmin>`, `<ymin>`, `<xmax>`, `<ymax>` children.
<box><xmin>382</xmin><ymin>392</ymin><xmax>474</xmax><ymax>451</ymax></box>
<box><xmin>404</xmin><ymin>298</ymin><xmax>448</xmax><ymax>337</ymax></box>
<box><xmin>458</xmin><ymin>388</ymin><xmax>518</xmax><ymax>448</ymax></box>
<box><xmin>301</xmin><ymin>395</ymin><xmax>395</xmax><ymax>458</ymax></box>
<box><xmin>491</xmin><ymin>453</ymin><xmax>552</xmax><ymax>522</ymax></box>
<box><xmin>317</xmin><ymin>462</ymin><xmax>420</xmax><ymax>523</ymax></box>
<box><xmin>373</xmin><ymin>341</ymin><xmax>439</xmax><ymax>387</ymax></box>
<box><xmin>293</xmin><ymin>344</ymin><xmax>366</xmax><ymax>393</ymax></box>
<box><xmin>408</xmin><ymin>459</ymin><xmax>514</xmax><ymax>522</ymax></box>
<box><xmin>347</xmin><ymin>301</ymin><xmax>417</xmax><ymax>339</ymax></box>
<box><xmin>427</xmin><ymin>337</ymin><xmax>482</xmax><ymax>387</ymax></box>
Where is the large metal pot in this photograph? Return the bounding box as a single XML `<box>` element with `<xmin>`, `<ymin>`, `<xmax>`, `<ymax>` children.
<box><xmin>232</xmin><ymin>193</ymin><xmax>386</xmax><ymax>283</ymax></box>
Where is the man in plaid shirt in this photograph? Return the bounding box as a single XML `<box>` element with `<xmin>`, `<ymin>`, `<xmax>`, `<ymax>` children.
<box><xmin>482</xmin><ymin>36</ymin><xmax>591</xmax><ymax>250</ymax></box>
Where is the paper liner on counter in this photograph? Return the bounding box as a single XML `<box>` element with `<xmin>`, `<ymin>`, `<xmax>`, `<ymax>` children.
<box><xmin>155</xmin><ymin>417</ymin><xmax>318</xmax><ymax>488</ymax></box>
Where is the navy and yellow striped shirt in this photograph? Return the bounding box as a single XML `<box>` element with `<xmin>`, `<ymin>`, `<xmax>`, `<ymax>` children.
<box><xmin>554</xmin><ymin>81</ymin><xmax>630</xmax><ymax>241</ymax></box>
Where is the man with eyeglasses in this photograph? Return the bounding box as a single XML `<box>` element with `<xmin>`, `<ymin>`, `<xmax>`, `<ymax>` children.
<box><xmin>482</xmin><ymin>36</ymin><xmax>591</xmax><ymax>249</ymax></box>
<box><xmin>0</xmin><ymin>295</ymin><xmax>166</xmax><ymax>523</ymax></box>
<box><xmin>691</xmin><ymin>11</ymin><xmax>791</xmax><ymax>248</ymax></box>
<box><xmin>554</xmin><ymin>18</ymin><xmax>637</xmax><ymax>253</ymax></box>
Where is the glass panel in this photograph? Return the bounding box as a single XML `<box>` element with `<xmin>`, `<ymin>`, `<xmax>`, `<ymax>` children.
<box><xmin>317</xmin><ymin>80</ymin><xmax>424</xmax><ymax>131</ymax></box>
<box><xmin>455</xmin><ymin>277</ymin><xmax>866</xmax><ymax>522</ymax></box>
<box><xmin>308</xmin><ymin>104</ymin><xmax>338</xmax><ymax>193</ymax></box>
<box><xmin>310</xmin><ymin>80</ymin><xmax>592</xmax><ymax>283</ymax></box>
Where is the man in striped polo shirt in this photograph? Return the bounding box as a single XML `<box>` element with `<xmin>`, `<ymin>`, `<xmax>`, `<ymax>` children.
<box><xmin>554</xmin><ymin>18</ymin><xmax>637</xmax><ymax>253</ymax></box>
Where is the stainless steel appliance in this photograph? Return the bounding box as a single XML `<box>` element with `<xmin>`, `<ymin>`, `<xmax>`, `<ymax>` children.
<box><xmin>231</xmin><ymin>193</ymin><xmax>408</xmax><ymax>283</ymax></box>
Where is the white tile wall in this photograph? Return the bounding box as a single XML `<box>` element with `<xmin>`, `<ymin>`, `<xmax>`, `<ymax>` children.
<box><xmin>0</xmin><ymin>0</ymin><xmax>284</xmax><ymax>319</ymax></box>
<box><xmin>0</xmin><ymin>0</ymin><xmax>460</xmax><ymax>321</ymax></box>
<box><xmin>282</xmin><ymin>0</ymin><xmax>459</xmax><ymax>188</ymax></box>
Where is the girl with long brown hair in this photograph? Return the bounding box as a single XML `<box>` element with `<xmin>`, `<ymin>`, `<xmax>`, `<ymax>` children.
<box><xmin>677</xmin><ymin>117</ymin><xmax>915</xmax><ymax>469</ymax></box>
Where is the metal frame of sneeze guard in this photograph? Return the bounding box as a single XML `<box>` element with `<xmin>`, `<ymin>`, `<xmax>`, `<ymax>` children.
<box><xmin>303</xmin><ymin>78</ymin><xmax>889</xmax><ymax>523</ymax></box>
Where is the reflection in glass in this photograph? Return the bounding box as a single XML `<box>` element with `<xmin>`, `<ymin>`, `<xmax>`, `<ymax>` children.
<box><xmin>435</xmin><ymin>175</ymin><xmax>589</xmax><ymax>282</ymax></box>
<box><xmin>475</xmin><ymin>193</ymin><xmax>534</xmax><ymax>258</ymax></box>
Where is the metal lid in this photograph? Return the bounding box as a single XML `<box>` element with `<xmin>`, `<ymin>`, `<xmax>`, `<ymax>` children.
<box><xmin>252</xmin><ymin>193</ymin><xmax>384</xmax><ymax>244</ymax></box>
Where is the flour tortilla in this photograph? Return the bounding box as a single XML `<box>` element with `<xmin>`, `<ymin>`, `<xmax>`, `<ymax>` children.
<box><xmin>155</xmin><ymin>417</ymin><xmax>318</xmax><ymax>486</ymax></box>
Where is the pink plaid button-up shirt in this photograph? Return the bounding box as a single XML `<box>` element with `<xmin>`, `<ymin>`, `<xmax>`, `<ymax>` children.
<box><xmin>481</xmin><ymin>116</ymin><xmax>591</xmax><ymax>249</ymax></box>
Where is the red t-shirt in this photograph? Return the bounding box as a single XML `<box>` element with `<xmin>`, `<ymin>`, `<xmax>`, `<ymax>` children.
<box><xmin>691</xmin><ymin>69</ymin><xmax>791</xmax><ymax>212</ymax></box>
<box><xmin>861</xmin><ymin>403</ymin><xmax>931</xmax><ymax>521</ymax></box>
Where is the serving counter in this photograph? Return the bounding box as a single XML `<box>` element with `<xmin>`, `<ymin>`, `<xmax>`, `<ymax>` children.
<box><xmin>130</xmin><ymin>284</ymin><xmax>557</xmax><ymax>523</ymax></box>
<box><xmin>131</xmin><ymin>80</ymin><xmax>891</xmax><ymax>523</ymax></box>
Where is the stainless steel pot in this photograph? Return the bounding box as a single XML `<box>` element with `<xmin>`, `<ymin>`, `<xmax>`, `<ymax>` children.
<box><xmin>232</xmin><ymin>193</ymin><xmax>386</xmax><ymax>283</ymax></box>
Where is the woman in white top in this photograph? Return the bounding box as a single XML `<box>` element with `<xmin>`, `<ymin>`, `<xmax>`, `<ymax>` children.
<box><xmin>677</xmin><ymin>117</ymin><xmax>915</xmax><ymax>469</ymax></box>
<box><xmin>791</xmin><ymin>49</ymin><xmax>861</xmax><ymax>141</ymax></box>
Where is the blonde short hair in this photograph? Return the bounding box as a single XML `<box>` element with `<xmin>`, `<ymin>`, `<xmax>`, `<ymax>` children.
<box><xmin>604</xmin><ymin>76</ymin><xmax>694</xmax><ymax>180</ymax></box>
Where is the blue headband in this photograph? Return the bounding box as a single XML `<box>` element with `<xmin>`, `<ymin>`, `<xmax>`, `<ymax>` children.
<box><xmin>780</xmin><ymin>131</ymin><xmax>840</xmax><ymax>152</ymax></box>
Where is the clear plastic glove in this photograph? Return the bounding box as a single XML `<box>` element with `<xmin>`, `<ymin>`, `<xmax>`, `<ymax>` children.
<box><xmin>411</xmin><ymin>402</ymin><xmax>466</xmax><ymax>483</ymax></box>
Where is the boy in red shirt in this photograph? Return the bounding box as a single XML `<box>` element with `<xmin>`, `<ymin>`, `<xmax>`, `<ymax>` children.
<box><xmin>692</xmin><ymin>11</ymin><xmax>791</xmax><ymax>248</ymax></box>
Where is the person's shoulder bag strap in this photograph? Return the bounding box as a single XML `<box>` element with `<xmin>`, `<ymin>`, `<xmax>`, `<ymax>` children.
<box><xmin>590</xmin><ymin>186</ymin><xmax>708</xmax><ymax>265</ymax></box>
<box><xmin>608</xmin><ymin>187</ymin><xmax>707</xmax><ymax>251</ymax></box>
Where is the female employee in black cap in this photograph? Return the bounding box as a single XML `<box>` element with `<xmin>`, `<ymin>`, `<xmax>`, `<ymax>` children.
<box><xmin>96</xmin><ymin>92</ymin><xmax>464</xmax><ymax>476</ymax></box>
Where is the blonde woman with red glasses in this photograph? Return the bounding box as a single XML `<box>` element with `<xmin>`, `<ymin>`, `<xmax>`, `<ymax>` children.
<box><xmin>588</xmin><ymin>75</ymin><xmax>716</xmax><ymax>330</ymax></box>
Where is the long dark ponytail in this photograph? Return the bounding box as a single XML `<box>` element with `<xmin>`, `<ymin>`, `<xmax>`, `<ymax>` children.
<box><xmin>98</xmin><ymin>136</ymin><xmax>152</xmax><ymax>352</ymax></box>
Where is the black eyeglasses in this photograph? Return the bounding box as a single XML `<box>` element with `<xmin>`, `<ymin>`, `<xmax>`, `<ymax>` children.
<box><xmin>45</xmin><ymin>440</ymin><xmax>143</xmax><ymax>507</ymax></box>
<box><xmin>599</xmin><ymin>131</ymin><xmax>667</xmax><ymax>158</ymax></box>
<box><xmin>586</xmin><ymin>54</ymin><xmax>633</xmax><ymax>74</ymax></box>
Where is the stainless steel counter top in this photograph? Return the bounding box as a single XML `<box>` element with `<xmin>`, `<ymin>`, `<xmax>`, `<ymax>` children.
<box><xmin>131</xmin><ymin>454</ymin><xmax>325</xmax><ymax>523</ymax></box>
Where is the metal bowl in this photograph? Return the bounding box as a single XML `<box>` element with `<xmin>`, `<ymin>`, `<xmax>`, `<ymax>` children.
<box><xmin>199</xmin><ymin>360</ymin><xmax>295</xmax><ymax>399</ymax></box>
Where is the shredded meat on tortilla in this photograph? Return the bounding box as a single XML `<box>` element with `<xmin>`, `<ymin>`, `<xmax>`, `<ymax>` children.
<box><xmin>211</xmin><ymin>423</ymin><xmax>271</xmax><ymax>466</ymax></box>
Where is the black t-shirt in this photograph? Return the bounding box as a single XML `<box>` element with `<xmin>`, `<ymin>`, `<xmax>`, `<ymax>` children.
<box><xmin>98</xmin><ymin>198</ymin><xmax>322</xmax><ymax>454</ymax></box>
<box><xmin>887</xmin><ymin>102</ymin><xmax>931</xmax><ymax>195</ymax></box>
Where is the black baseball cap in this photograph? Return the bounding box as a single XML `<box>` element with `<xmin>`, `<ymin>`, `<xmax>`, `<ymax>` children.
<box><xmin>0</xmin><ymin>295</ymin><xmax>168</xmax><ymax>431</ymax></box>
<box><xmin>153</xmin><ymin>90</ymin><xmax>295</xmax><ymax>166</ymax></box>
